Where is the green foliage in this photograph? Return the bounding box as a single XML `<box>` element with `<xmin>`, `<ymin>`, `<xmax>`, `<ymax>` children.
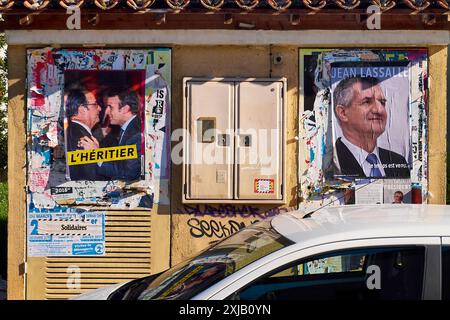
<box><xmin>0</xmin><ymin>182</ymin><xmax>7</xmax><ymax>220</ymax></box>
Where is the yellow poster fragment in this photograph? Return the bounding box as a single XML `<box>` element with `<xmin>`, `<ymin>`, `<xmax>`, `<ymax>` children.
<box><xmin>67</xmin><ymin>145</ymin><xmax>138</xmax><ymax>166</ymax></box>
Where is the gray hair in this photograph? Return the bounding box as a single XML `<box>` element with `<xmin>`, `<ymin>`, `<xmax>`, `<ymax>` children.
<box><xmin>333</xmin><ymin>76</ymin><xmax>380</xmax><ymax>115</ymax></box>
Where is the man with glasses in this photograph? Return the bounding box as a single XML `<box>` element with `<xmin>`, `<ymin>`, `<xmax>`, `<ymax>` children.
<box><xmin>65</xmin><ymin>88</ymin><xmax>102</xmax><ymax>181</ymax></box>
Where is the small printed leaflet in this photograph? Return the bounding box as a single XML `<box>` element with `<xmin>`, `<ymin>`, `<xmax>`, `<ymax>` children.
<box><xmin>27</xmin><ymin>208</ymin><xmax>105</xmax><ymax>256</ymax></box>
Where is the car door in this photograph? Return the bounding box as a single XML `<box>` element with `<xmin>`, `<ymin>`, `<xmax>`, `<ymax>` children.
<box><xmin>198</xmin><ymin>237</ymin><xmax>440</xmax><ymax>300</ymax></box>
<box><xmin>440</xmin><ymin>237</ymin><xmax>450</xmax><ymax>300</ymax></box>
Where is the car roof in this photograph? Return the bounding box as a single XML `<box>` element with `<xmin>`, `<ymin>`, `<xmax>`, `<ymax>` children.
<box><xmin>271</xmin><ymin>204</ymin><xmax>450</xmax><ymax>246</ymax></box>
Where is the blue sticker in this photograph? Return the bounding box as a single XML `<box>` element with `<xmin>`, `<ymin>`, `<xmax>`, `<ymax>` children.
<box><xmin>72</xmin><ymin>243</ymin><xmax>105</xmax><ymax>255</ymax></box>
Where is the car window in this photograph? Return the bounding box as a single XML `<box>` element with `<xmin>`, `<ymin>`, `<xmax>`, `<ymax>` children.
<box><xmin>136</xmin><ymin>219</ymin><xmax>294</xmax><ymax>300</ymax></box>
<box><xmin>270</xmin><ymin>254</ymin><xmax>366</xmax><ymax>278</ymax></box>
<box><xmin>442</xmin><ymin>246</ymin><xmax>450</xmax><ymax>300</ymax></box>
<box><xmin>227</xmin><ymin>246</ymin><xmax>425</xmax><ymax>300</ymax></box>
<box><xmin>302</xmin><ymin>254</ymin><xmax>366</xmax><ymax>275</ymax></box>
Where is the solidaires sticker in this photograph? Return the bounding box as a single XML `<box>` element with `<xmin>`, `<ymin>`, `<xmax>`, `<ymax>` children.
<box><xmin>27</xmin><ymin>210</ymin><xmax>105</xmax><ymax>257</ymax></box>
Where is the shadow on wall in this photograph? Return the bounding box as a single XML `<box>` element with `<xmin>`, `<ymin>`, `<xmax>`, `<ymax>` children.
<box><xmin>0</xmin><ymin>179</ymin><xmax>7</xmax><ymax>280</ymax></box>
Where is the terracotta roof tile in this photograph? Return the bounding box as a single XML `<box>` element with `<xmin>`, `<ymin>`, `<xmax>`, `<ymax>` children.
<box><xmin>0</xmin><ymin>0</ymin><xmax>445</xmax><ymax>12</ymax></box>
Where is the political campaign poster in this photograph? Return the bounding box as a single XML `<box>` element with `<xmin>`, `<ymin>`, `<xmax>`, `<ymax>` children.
<box><xmin>299</xmin><ymin>49</ymin><xmax>427</xmax><ymax>206</ymax></box>
<box><xmin>26</xmin><ymin>48</ymin><xmax>171</xmax><ymax>209</ymax></box>
<box><xmin>63</xmin><ymin>70</ymin><xmax>145</xmax><ymax>182</ymax></box>
<box><xmin>383</xmin><ymin>179</ymin><xmax>412</xmax><ymax>204</ymax></box>
<box><xmin>330</xmin><ymin>61</ymin><xmax>411</xmax><ymax>180</ymax></box>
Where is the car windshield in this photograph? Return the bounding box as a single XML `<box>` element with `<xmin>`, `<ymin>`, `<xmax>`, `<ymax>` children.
<box><xmin>136</xmin><ymin>219</ymin><xmax>294</xmax><ymax>300</ymax></box>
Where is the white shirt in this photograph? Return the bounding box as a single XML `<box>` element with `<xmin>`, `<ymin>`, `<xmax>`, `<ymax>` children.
<box><xmin>72</xmin><ymin>120</ymin><xmax>105</xmax><ymax>167</ymax></box>
<box><xmin>71</xmin><ymin>120</ymin><xmax>92</xmax><ymax>136</ymax></box>
<box><xmin>340</xmin><ymin>136</ymin><xmax>386</xmax><ymax>177</ymax></box>
<box><xmin>119</xmin><ymin>115</ymin><xmax>137</xmax><ymax>144</ymax></box>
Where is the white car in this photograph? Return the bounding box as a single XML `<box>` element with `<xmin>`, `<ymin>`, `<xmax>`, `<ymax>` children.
<box><xmin>74</xmin><ymin>204</ymin><xmax>450</xmax><ymax>300</ymax></box>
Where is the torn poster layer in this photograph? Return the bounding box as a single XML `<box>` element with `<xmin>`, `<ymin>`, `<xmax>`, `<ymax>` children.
<box><xmin>26</xmin><ymin>48</ymin><xmax>171</xmax><ymax>209</ymax></box>
<box><xmin>299</xmin><ymin>49</ymin><xmax>428</xmax><ymax>208</ymax></box>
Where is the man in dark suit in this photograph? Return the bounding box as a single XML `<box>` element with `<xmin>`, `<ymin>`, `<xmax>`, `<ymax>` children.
<box><xmin>393</xmin><ymin>191</ymin><xmax>404</xmax><ymax>204</ymax></box>
<box><xmin>65</xmin><ymin>89</ymin><xmax>102</xmax><ymax>181</ymax></box>
<box><xmin>333</xmin><ymin>76</ymin><xmax>410</xmax><ymax>178</ymax></box>
<box><xmin>79</xmin><ymin>89</ymin><xmax>142</xmax><ymax>182</ymax></box>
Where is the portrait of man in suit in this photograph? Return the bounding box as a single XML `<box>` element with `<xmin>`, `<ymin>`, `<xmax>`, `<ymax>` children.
<box><xmin>332</xmin><ymin>75</ymin><xmax>410</xmax><ymax>179</ymax></box>
<box><xmin>65</xmin><ymin>88</ymin><xmax>102</xmax><ymax>181</ymax></box>
<box><xmin>77</xmin><ymin>89</ymin><xmax>143</xmax><ymax>182</ymax></box>
<box><xmin>392</xmin><ymin>191</ymin><xmax>404</xmax><ymax>204</ymax></box>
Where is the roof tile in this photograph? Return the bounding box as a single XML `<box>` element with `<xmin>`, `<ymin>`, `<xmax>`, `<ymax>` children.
<box><xmin>0</xmin><ymin>0</ymin><xmax>442</xmax><ymax>12</ymax></box>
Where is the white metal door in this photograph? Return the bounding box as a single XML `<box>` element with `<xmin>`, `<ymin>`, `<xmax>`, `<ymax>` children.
<box><xmin>235</xmin><ymin>81</ymin><xmax>284</xmax><ymax>200</ymax></box>
<box><xmin>185</xmin><ymin>81</ymin><xmax>234</xmax><ymax>199</ymax></box>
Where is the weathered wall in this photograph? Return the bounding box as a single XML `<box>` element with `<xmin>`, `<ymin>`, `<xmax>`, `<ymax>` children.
<box><xmin>7</xmin><ymin>45</ymin><xmax>27</xmax><ymax>300</ymax></box>
<box><xmin>7</xmin><ymin>43</ymin><xmax>447</xmax><ymax>299</ymax></box>
<box><xmin>169</xmin><ymin>45</ymin><xmax>448</xmax><ymax>265</ymax></box>
<box><xmin>7</xmin><ymin>46</ymin><xmax>172</xmax><ymax>300</ymax></box>
<box><xmin>170</xmin><ymin>45</ymin><xmax>300</xmax><ymax>265</ymax></box>
<box><xmin>428</xmin><ymin>46</ymin><xmax>448</xmax><ymax>204</ymax></box>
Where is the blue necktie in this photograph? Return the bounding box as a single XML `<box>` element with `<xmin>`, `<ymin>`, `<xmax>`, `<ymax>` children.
<box><xmin>366</xmin><ymin>153</ymin><xmax>382</xmax><ymax>177</ymax></box>
<box><xmin>118</xmin><ymin>128</ymin><xmax>124</xmax><ymax>145</ymax></box>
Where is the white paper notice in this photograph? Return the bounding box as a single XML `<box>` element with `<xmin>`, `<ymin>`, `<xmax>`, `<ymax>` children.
<box><xmin>355</xmin><ymin>180</ymin><xmax>383</xmax><ymax>204</ymax></box>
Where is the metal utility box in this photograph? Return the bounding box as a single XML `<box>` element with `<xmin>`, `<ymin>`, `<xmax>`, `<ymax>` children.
<box><xmin>183</xmin><ymin>78</ymin><xmax>286</xmax><ymax>204</ymax></box>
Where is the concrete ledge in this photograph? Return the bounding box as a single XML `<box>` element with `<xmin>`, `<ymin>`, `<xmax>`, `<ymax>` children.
<box><xmin>5</xmin><ymin>30</ymin><xmax>450</xmax><ymax>46</ymax></box>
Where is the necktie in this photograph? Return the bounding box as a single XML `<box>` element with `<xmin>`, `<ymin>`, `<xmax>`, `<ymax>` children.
<box><xmin>118</xmin><ymin>128</ymin><xmax>125</xmax><ymax>144</ymax></box>
<box><xmin>366</xmin><ymin>153</ymin><xmax>382</xmax><ymax>177</ymax></box>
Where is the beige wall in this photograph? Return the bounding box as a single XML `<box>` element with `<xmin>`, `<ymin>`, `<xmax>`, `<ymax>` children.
<box><xmin>171</xmin><ymin>46</ymin><xmax>299</xmax><ymax>265</ymax></box>
<box><xmin>7</xmin><ymin>45</ymin><xmax>27</xmax><ymax>300</ymax></box>
<box><xmin>428</xmin><ymin>46</ymin><xmax>448</xmax><ymax>204</ymax></box>
<box><xmin>7</xmin><ymin>44</ymin><xmax>447</xmax><ymax>299</ymax></box>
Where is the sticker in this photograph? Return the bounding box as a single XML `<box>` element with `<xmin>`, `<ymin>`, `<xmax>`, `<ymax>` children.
<box><xmin>50</xmin><ymin>187</ymin><xmax>73</xmax><ymax>195</ymax></box>
<box><xmin>254</xmin><ymin>179</ymin><xmax>275</xmax><ymax>194</ymax></box>
<box><xmin>29</xmin><ymin>217</ymin><xmax>102</xmax><ymax>236</ymax></box>
<box><xmin>67</xmin><ymin>145</ymin><xmax>138</xmax><ymax>166</ymax></box>
<box><xmin>27</xmin><ymin>210</ymin><xmax>105</xmax><ymax>257</ymax></box>
<box><xmin>73</xmin><ymin>243</ymin><xmax>105</xmax><ymax>255</ymax></box>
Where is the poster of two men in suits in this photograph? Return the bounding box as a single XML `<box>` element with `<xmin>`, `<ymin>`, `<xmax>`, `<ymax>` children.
<box><xmin>331</xmin><ymin>61</ymin><xmax>412</xmax><ymax>181</ymax></box>
<box><xmin>64</xmin><ymin>70</ymin><xmax>145</xmax><ymax>182</ymax></box>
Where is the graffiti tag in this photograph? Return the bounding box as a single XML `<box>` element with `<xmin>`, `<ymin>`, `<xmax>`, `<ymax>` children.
<box><xmin>187</xmin><ymin>218</ymin><xmax>259</xmax><ymax>239</ymax></box>
<box><xmin>181</xmin><ymin>204</ymin><xmax>291</xmax><ymax>220</ymax></box>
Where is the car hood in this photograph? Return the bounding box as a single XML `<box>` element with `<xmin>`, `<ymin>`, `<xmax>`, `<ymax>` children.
<box><xmin>71</xmin><ymin>281</ymin><xmax>130</xmax><ymax>300</ymax></box>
